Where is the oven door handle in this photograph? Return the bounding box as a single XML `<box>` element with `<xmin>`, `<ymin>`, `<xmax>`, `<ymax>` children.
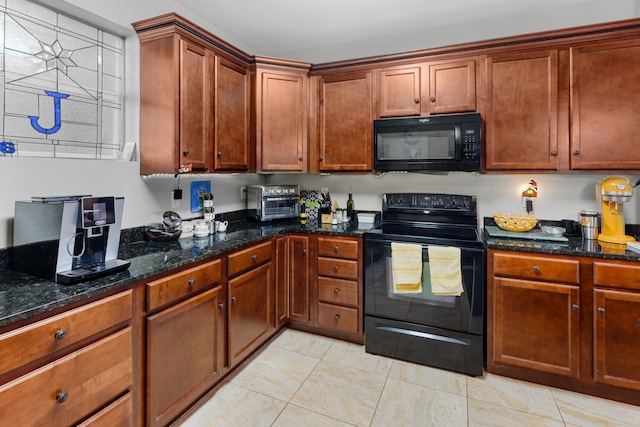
<box><xmin>377</xmin><ymin>326</ymin><xmax>470</xmax><ymax>346</ymax></box>
<box><xmin>263</xmin><ymin>196</ymin><xmax>300</xmax><ymax>202</ymax></box>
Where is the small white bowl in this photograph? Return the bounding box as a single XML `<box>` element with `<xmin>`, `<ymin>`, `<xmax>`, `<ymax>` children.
<box><xmin>541</xmin><ymin>225</ymin><xmax>566</xmax><ymax>236</ymax></box>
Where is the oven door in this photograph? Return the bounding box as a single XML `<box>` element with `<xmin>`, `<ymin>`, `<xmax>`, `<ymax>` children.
<box><xmin>364</xmin><ymin>234</ymin><xmax>484</xmax><ymax>335</ymax></box>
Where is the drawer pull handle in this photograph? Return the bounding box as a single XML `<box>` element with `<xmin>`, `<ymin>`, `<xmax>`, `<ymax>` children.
<box><xmin>333</xmin><ymin>265</ymin><xmax>339</xmax><ymax>272</ymax></box>
<box><xmin>333</xmin><ymin>288</ymin><xmax>339</xmax><ymax>295</ymax></box>
<box><xmin>188</xmin><ymin>279</ymin><xmax>196</xmax><ymax>287</ymax></box>
<box><xmin>56</xmin><ymin>392</ymin><xmax>68</xmax><ymax>404</ymax></box>
<box><xmin>532</xmin><ymin>265</ymin><xmax>540</xmax><ymax>272</ymax></box>
<box><xmin>334</xmin><ymin>245</ymin><xmax>339</xmax><ymax>253</ymax></box>
<box><xmin>572</xmin><ymin>304</ymin><xmax>579</xmax><ymax>311</ymax></box>
<box><xmin>597</xmin><ymin>307</ymin><xmax>605</xmax><ymax>314</ymax></box>
<box><xmin>231</xmin><ymin>296</ymin><xmax>237</xmax><ymax>302</ymax></box>
<box><xmin>252</xmin><ymin>254</ymin><xmax>258</xmax><ymax>262</ymax></box>
<box><xmin>54</xmin><ymin>329</ymin><xmax>68</xmax><ymax>341</ymax></box>
<box><xmin>334</xmin><ymin>314</ymin><xmax>340</xmax><ymax>321</ymax></box>
<box><xmin>218</xmin><ymin>303</ymin><xmax>225</xmax><ymax>310</ymax></box>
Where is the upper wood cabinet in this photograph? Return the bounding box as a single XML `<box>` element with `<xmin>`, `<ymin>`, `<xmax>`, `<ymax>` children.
<box><xmin>254</xmin><ymin>58</ymin><xmax>310</xmax><ymax>172</ymax></box>
<box><xmin>314</xmin><ymin>71</ymin><xmax>374</xmax><ymax>172</ymax></box>
<box><xmin>134</xmin><ymin>14</ymin><xmax>253</xmax><ymax>175</ymax></box>
<box><xmin>485</xmin><ymin>49</ymin><xmax>561</xmax><ymax>170</ymax></box>
<box><xmin>377</xmin><ymin>59</ymin><xmax>477</xmax><ymax>118</ymax></box>
<box><xmin>570</xmin><ymin>39</ymin><xmax>640</xmax><ymax>170</ymax></box>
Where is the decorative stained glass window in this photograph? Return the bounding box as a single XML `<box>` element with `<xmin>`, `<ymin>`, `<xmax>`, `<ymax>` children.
<box><xmin>0</xmin><ymin>0</ymin><xmax>125</xmax><ymax>159</ymax></box>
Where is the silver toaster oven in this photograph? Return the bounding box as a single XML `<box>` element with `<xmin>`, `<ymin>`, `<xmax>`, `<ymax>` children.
<box><xmin>247</xmin><ymin>185</ymin><xmax>300</xmax><ymax>221</ymax></box>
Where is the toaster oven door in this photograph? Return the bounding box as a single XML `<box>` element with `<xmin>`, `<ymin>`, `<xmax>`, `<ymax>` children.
<box><xmin>261</xmin><ymin>196</ymin><xmax>300</xmax><ymax>220</ymax></box>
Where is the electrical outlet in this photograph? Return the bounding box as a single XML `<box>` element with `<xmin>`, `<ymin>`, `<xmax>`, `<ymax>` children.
<box><xmin>240</xmin><ymin>186</ymin><xmax>247</xmax><ymax>200</ymax></box>
<box><xmin>171</xmin><ymin>192</ymin><xmax>180</xmax><ymax>208</ymax></box>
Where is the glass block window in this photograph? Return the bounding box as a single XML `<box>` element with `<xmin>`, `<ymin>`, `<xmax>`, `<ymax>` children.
<box><xmin>0</xmin><ymin>0</ymin><xmax>124</xmax><ymax>159</ymax></box>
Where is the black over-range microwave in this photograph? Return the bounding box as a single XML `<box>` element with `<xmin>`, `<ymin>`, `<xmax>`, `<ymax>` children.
<box><xmin>373</xmin><ymin>113</ymin><xmax>481</xmax><ymax>172</ymax></box>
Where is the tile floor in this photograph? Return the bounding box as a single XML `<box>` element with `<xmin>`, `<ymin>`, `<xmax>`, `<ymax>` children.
<box><xmin>179</xmin><ymin>328</ymin><xmax>640</xmax><ymax>427</ymax></box>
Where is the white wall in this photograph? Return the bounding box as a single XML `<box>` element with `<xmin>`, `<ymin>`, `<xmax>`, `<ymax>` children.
<box><xmin>1</xmin><ymin>0</ymin><xmax>639</xmax><ymax>249</ymax></box>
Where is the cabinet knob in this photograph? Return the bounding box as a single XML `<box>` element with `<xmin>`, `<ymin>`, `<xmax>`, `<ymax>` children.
<box><xmin>302</xmin><ymin>248</ymin><xmax>307</xmax><ymax>255</ymax></box>
<box><xmin>532</xmin><ymin>265</ymin><xmax>540</xmax><ymax>272</ymax></box>
<box><xmin>573</xmin><ymin>150</ymin><xmax>580</xmax><ymax>155</ymax></box>
<box><xmin>430</xmin><ymin>96</ymin><xmax>436</xmax><ymax>102</ymax></box>
<box><xmin>333</xmin><ymin>288</ymin><xmax>339</xmax><ymax>295</ymax></box>
<box><xmin>333</xmin><ymin>265</ymin><xmax>339</xmax><ymax>272</ymax></box>
<box><xmin>183</xmin><ymin>149</ymin><xmax>189</xmax><ymax>156</ymax></box>
<box><xmin>319</xmin><ymin>155</ymin><xmax>323</xmax><ymax>161</ymax></box>
<box><xmin>54</xmin><ymin>329</ymin><xmax>68</xmax><ymax>341</ymax></box>
<box><xmin>597</xmin><ymin>307</ymin><xmax>605</xmax><ymax>314</ymax></box>
<box><xmin>551</xmin><ymin>151</ymin><xmax>558</xmax><ymax>156</ymax></box>
<box><xmin>334</xmin><ymin>314</ymin><xmax>340</xmax><ymax>321</ymax></box>
<box><xmin>251</xmin><ymin>254</ymin><xmax>258</xmax><ymax>262</ymax></box>
<box><xmin>217</xmin><ymin>151</ymin><xmax>223</xmax><ymax>157</ymax></box>
<box><xmin>299</xmin><ymin>156</ymin><xmax>303</xmax><ymax>161</ymax></box>
<box><xmin>188</xmin><ymin>279</ymin><xmax>196</xmax><ymax>287</ymax></box>
<box><xmin>218</xmin><ymin>303</ymin><xmax>225</xmax><ymax>310</ymax></box>
<box><xmin>56</xmin><ymin>392</ymin><xmax>68</xmax><ymax>404</ymax></box>
<box><xmin>231</xmin><ymin>296</ymin><xmax>237</xmax><ymax>302</ymax></box>
<box><xmin>572</xmin><ymin>304</ymin><xmax>580</xmax><ymax>311</ymax></box>
<box><xmin>334</xmin><ymin>245</ymin><xmax>339</xmax><ymax>253</ymax></box>
<box><xmin>414</xmin><ymin>98</ymin><xmax>420</xmax><ymax>104</ymax></box>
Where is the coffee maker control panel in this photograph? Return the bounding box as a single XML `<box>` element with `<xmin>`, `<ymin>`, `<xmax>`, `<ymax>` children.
<box><xmin>81</xmin><ymin>196</ymin><xmax>116</xmax><ymax>228</ymax></box>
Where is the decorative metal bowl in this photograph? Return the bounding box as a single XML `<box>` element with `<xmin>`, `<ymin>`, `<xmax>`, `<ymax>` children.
<box><xmin>144</xmin><ymin>223</ymin><xmax>182</xmax><ymax>242</ymax></box>
<box><xmin>493</xmin><ymin>213</ymin><xmax>538</xmax><ymax>232</ymax></box>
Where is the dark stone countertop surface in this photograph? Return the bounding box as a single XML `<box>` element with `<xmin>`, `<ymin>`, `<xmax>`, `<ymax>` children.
<box><xmin>483</xmin><ymin>217</ymin><xmax>640</xmax><ymax>262</ymax></box>
<box><xmin>0</xmin><ymin>219</ymin><xmax>372</xmax><ymax>329</ymax></box>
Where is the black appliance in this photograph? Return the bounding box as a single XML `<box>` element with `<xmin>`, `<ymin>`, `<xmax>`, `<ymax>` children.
<box><xmin>373</xmin><ymin>113</ymin><xmax>481</xmax><ymax>172</ymax></box>
<box><xmin>363</xmin><ymin>193</ymin><xmax>485</xmax><ymax>376</ymax></box>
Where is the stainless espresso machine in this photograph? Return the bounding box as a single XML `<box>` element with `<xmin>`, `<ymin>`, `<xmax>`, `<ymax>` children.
<box><xmin>13</xmin><ymin>196</ymin><xmax>130</xmax><ymax>284</ymax></box>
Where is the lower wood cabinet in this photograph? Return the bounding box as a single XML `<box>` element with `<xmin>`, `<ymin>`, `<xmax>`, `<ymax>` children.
<box><xmin>488</xmin><ymin>249</ymin><xmax>640</xmax><ymax>405</ymax></box>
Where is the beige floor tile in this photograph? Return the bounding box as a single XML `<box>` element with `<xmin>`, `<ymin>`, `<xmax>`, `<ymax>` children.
<box><xmin>178</xmin><ymin>382</ymin><xmax>286</xmax><ymax>427</ymax></box>
<box><xmin>231</xmin><ymin>345</ymin><xmax>320</xmax><ymax>402</ymax></box>
<box><xmin>371</xmin><ymin>377</ymin><xmax>467</xmax><ymax>427</ymax></box>
<box><xmin>270</xmin><ymin>328</ymin><xmax>336</xmax><ymax>359</ymax></box>
<box><xmin>552</xmin><ymin>388</ymin><xmax>640</xmax><ymax>427</ymax></box>
<box><xmin>290</xmin><ymin>359</ymin><xmax>386</xmax><ymax>426</ymax></box>
<box><xmin>323</xmin><ymin>339</ymin><xmax>393</xmax><ymax>376</ymax></box>
<box><xmin>468</xmin><ymin>398</ymin><xmax>565</xmax><ymax>427</ymax></box>
<box><xmin>467</xmin><ymin>373</ymin><xmax>562</xmax><ymax>421</ymax></box>
<box><xmin>272</xmin><ymin>404</ymin><xmax>356</xmax><ymax>427</ymax></box>
<box><xmin>389</xmin><ymin>360</ymin><xmax>468</xmax><ymax>397</ymax></box>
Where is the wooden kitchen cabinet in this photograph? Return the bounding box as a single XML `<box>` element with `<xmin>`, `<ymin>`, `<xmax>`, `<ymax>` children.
<box><xmin>484</xmin><ymin>49</ymin><xmax>562</xmax><ymax>170</ymax></box>
<box><xmin>289</xmin><ymin>235</ymin><xmax>311</xmax><ymax>323</ymax></box>
<box><xmin>145</xmin><ymin>260</ymin><xmax>226</xmax><ymax>427</ymax></box>
<box><xmin>275</xmin><ymin>236</ymin><xmax>289</xmax><ymax>326</ymax></box>
<box><xmin>570</xmin><ymin>39</ymin><xmax>640</xmax><ymax>169</ymax></box>
<box><xmin>377</xmin><ymin>59</ymin><xmax>476</xmax><ymax>117</ymax></box>
<box><xmin>227</xmin><ymin>241</ymin><xmax>275</xmax><ymax>367</ymax></box>
<box><xmin>314</xmin><ymin>71</ymin><xmax>373</xmax><ymax>172</ymax></box>
<box><xmin>254</xmin><ymin>58</ymin><xmax>310</xmax><ymax>172</ymax></box>
<box><xmin>0</xmin><ymin>291</ymin><xmax>133</xmax><ymax>427</ymax></box>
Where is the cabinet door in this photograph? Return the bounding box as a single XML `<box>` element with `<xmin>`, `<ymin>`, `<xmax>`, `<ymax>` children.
<box><xmin>289</xmin><ymin>235</ymin><xmax>310</xmax><ymax>323</ymax></box>
<box><xmin>485</xmin><ymin>50</ymin><xmax>560</xmax><ymax>170</ymax></box>
<box><xmin>214</xmin><ymin>56</ymin><xmax>251</xmax><ymax>171</ymax></box>
<box><xmin>378</xmin><ymin>65</ymin><xmax>421</xmax><ymax>117</ymax></box>
<box><xmin>318</xmin><ymin>72</ymin><xmax>373</xmax><ymax>171</ymax></box>
<box><xmin>594</xmin><ymin>289</ymin><xmax>640</xmax><ymax>390</ymax></box>
<box><xmin>146</xmin><ymin>287</ymin><xmax>225</xmax><ymax>427</ymax></box>
<box><xmin>570</xmin><ymin>39</ymin><xmax>640</xmax><ymax>169</ymax></box>
<box><xmin>275</xmin><ymin>236</ymin><xmax>289</xmax><ymax>326</ymax></box>
<box><xmin>180</xmin><ymin>39</ymin><xmax>213</xmax><ymax>172</ymax></box>
<box><xmin>428</xmin><ymin>59</ymin><xmax>476</xmax><ymax>114</ymax></box>
<box><xmin>492</xmin><ymin>277</ymin><xmax>580</xmax><ymax>377</ymax></box>
<box><xmin>228</xmin><ymin>262</ymin><xmax>273</xmax><ymax>366</ymax></box>
<box><xmin>257</xmin><ymin>70</ymin><xmax>308</xmax><ymax>172</ymax></box>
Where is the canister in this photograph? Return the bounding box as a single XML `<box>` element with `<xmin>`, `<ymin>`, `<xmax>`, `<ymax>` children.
<box><xmin>579</xmin><ymin>210</ymin><xmax>599</xmax><ymax>240</ymax></box>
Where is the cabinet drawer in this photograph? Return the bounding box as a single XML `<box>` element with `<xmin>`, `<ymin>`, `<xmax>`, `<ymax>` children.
<box><xmin>593</xmin><ymin>261</ymin><xmax>640</xmax><ymax>290</ymax></box>
<box><xmin>0</xmin><ymin>327</ymin><xmax>133</xmax><ymax>427</ymax></box>
<box><xmin>227</xmin><ymin>241</ymin><xmax>272</xmax><ymax>277</ymax></box>
<box><xmin>317</xmin><ymin>237</ymin><xmax>359</xmax><ymax>260</ymax></box>
<box><xmin>318</xmin><ymin>257</ymin><xmax>359</xmax><ymax>280</ymax></box>
<box><xmin>493</xmin><ymin>253</ymin><xmax>579</xmax><ymax>284</ymax></box>
<box><xmin>77</xmin><ymin>392</ymin><xmax>133</xmax><ymax>427</ymax></box>
<box><xmin>147</xmin><ymin>259</ymin><xmax>222</xmax><ymax>311</ymax></box>
<box><xmin>317</xmin><ymin>303</ymin><xmax>359</xmax><ymax>334</ymax></box>
<box><xmin>0</xmin><ymin>290</ymin><xmax>132</xmax><ymax>376</ymax></box>
<box><xmin>318</xmin><ymin>277</ymin><xmax>359</xmax><ymax>307</ymax></box>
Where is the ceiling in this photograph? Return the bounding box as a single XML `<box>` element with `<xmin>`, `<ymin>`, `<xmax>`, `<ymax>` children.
<box><xmin>172</xmin><ymin>0</ymin><xmax>626</xmax><ymax>63</ymax></box>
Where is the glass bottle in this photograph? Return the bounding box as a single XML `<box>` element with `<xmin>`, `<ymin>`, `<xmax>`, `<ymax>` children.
<box><xmin>346</xmin><ymin>191</ymin><xmax>354</xmax><ymax>221</ymax></box>
<box><xmin>299</xmin><ymin>197</ymin><xmax>307</xmax><ymax>224</ymax></box>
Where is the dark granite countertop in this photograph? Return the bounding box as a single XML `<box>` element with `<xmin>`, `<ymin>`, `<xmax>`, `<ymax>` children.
<box><xmin>483</xmin><ymin>217</ymin><xmax>640</xmax><ymax>262</ymax></box>
<box><xmin>0</xmin><ymin>219</ymin><xmax>371</xmax><ymax>329</ymax></box>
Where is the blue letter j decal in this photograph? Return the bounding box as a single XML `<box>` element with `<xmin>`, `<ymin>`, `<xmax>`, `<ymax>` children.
<box><xmin>28</xmin><ymin>90</ymin><xmax>70</xmax><ymax>135</ymax></box>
